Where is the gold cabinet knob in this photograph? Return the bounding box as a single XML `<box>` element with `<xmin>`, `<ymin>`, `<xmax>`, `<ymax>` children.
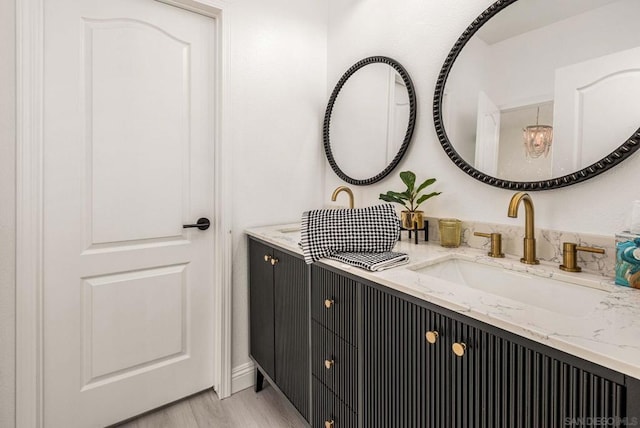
<box><xmin>264</xmin><ymin>254</ymin><xmax>271</xmax><ymax>262</ymax></box>
<box><xmin>425</xmin><ymin>331</ymin><xmax>439</xmax><ymax>344</ymax></box>
<box><xmin>324</xmin><ymin>359</ymin><xmax>334</xmax><ymax>369</ymax></box>
<box><xmin>452</xmin><ymin>342</ymin><xmax>466</xmax><ymax>357</ymax></box>
<box><xmin>325</xmin><ymin>420</ymin><xmax>335</xmax><ymax>428</ymax></box>
<box><xmin>270</xmin><ymin>257</ymin><xmax>279</xmax><ymax>266</ymax></box>
<box><xmin>324</xmin><ymin>299</ymin><xmax>334</xmax><ymax>309</ymax></box>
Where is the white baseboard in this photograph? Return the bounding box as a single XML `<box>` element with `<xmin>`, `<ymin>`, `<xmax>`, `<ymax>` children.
<box><xmin>231</xmin><ymin>361</ymin><xmax>255</xmax><ymax>394</ymax></box>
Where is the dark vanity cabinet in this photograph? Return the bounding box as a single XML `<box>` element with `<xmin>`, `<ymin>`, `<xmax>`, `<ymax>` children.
<box><xmin>248</xmin><ymin>238</ymin><xmax>309</xmax><ymax>421</ymax></box>
<box><xmin>362</xmin><ymin>284</ymin><xmax>632</xmax><ymax>428</ymax></box>
<box><xmin>248</xmin><ymin>237</ymin><xmax>640</xmax><ymax>427</ymax></box>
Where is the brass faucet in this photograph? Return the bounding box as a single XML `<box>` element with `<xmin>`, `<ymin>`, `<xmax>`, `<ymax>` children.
<box><xmin>331</xmin><ymin>186</ymin><xmax>354</xmax><ymax>209</ymax></box>
<box><xmin>507</xmin><ymin>192</ymin><xmax>539</xmax><ymax>265</ymax></box>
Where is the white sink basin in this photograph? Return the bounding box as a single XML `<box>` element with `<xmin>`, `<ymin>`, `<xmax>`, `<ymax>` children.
<box><xmin>412</xmin><ymin>258</ymin><xmax>607</xmax><ymax>316</ymax></box>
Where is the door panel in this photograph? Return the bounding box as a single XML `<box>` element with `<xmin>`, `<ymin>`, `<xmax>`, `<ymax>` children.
<box><xmin>82</xmin><ymin>265</ymin><xmax>186</xmax><ymax>383</ymax></box>
<box><xmin>43</xmin><ymin>0</ymin><xmax>216</xmax><ymax>426</ymax></box>
<box><xmin>553</xmin><ymin>46</ymin><xmax>640</xmax><ymax>175</ymax></box>
<box><xmin>86</xmin><ymin>19</ymin><xmax>189</xmax><ymax>245</ymax></box>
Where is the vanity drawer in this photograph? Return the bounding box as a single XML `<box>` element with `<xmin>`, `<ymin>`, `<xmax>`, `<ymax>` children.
<box><xmin>312</xmin><ymin>376</ymin><xmax>357</xmax><ymax>428</ymax></box>
<box><xmin>312</xmin><ymin>321</ymin><xmax>357</xmax><ymax>411</ymax></box>
<box><xmin>311</xmin><ymin>265</ymin><xmax>358</xmax><ymax>345</ymax></box>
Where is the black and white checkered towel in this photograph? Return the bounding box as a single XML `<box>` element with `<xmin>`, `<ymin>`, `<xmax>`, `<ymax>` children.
<box><xmin>330</xmin><ymin>251</ymin><xmax>409</xmax><ymax>271</ymax></box>
<box><xmin>300</xmin><ymin>204</ymin><xmax>400</xmax><ymax>264</ymax></box>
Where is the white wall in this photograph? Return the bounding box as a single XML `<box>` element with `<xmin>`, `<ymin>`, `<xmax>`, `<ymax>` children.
<box><xmin>325</xmin><ymin>0</ymin><xmax>640</xmax><ymax>238</ymax></box>
<box><xmin>0</xmin><ymin>0</ymin><xmax>16</xmax><ymax>423</ymax></box>
<box><xmin>228</xmin><ymin>0</ymin><xmax>327</xmax><ymax>372</ymax></box>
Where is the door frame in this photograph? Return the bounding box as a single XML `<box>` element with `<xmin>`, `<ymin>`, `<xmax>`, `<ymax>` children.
<box><xmin>15</xmin><ymin>0</ymin><xmax>233</xmax><ymax>426</ymax></box>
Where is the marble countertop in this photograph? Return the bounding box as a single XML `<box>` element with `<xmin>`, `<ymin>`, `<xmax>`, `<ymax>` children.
<box><xmin>246</xmin><ymin>223</ymin><xmax>640</xmax><ymax>380</ymax></box>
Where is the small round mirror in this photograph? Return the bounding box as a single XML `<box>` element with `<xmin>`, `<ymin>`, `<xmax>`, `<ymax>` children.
<box><xmin>324</xmin><ymin>56</ymin><xmax>417</xmax><ymax>185</ymax></box>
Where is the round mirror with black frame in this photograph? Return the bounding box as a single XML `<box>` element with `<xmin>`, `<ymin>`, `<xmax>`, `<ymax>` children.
<box><xmin>324</xmin><ymin>56</ymin><xmax>417</xmax><ymax>185</ymax></box>
<box><xmin>433</xmin><ymin>0</ymin><xmax>640</xmax><ymax>191</ymax></box>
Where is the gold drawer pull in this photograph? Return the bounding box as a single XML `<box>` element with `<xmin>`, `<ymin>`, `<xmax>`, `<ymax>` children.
<box><xmin>324</xmin><ymin>299</ymin><xmax>334</xmax><ymax>309</ymax></box>
<box><xmin>270</xmin><ymin>257</ymin><xmax>279</xmax><ymax>266</ymax></box>
<box><xmin>325</xmin><ymin>420</ymin><xmax>334</xmax><ymax>428</ymax></box>
<box><xmin>452</xmin><ymin>342</ymin><xmax>466</xmax><ymax>357</ymax></box>
<box><xmin>324</xmin><ymin>359</ymin><xmax>334</xmax><ymax>369</ymax></box>
<box><xmin>425</xmin><ymin>331</ymin><xmax>439</xmax><ymax>344</ymax></box>
<box><xmin>264</xmin><ymin>254</ymin><xmax>271</xmax><ymax>262</ymax></box>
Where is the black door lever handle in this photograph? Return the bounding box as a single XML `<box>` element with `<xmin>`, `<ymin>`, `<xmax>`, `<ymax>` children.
<box><xmin>183</xmin><ymin>217</ymin><xmax>210</xmax><ymax>231</ymax></box>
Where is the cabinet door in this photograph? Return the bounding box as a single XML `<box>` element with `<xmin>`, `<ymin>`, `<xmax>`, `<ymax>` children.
<box><xmin>449</xmin><ymin>316</ymin><xmax>485</xmax><ymax>427</ymax></box>
<box><xmin>249</xmin><ymin>239</ymin><xmax>275</xmax><ymax>380</ymax></box>
<box><xmin>449</xmin><ymin>317</ymin><xmax>626</xmax><ymax>428</ymax></box>
<box><xmin>274</xmin><ymin>249</ymin><xmax>309</xmax><ymax>420</ymax></box>
<box><xmin>361</xmin><ymin>285</ymin><xmax>450</xmax><ymax>428</ymax></box>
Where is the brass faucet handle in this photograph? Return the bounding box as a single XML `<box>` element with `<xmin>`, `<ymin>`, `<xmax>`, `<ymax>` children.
<box><xmin>576</xmin><ymin>245</ymin><xmax>606</xmax><ymax>255</ymax></box>
<box><xmin>474</xmin><ymin>232</ymin><xmax>505</xmax><ymax>258</ymax></box>
<box><xmin>559</xmin><ymin>242</ymin><xmax>605</xmax><ymax>272</ymax></box>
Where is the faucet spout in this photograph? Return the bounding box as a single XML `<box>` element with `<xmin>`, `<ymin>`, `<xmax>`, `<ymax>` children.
<box><xmin>331</xmin><ymin>186</ymin><xmax>354</xmax><ymax>209</ymax></box>
<box><xmin>507</xmin><ymin>192</ymin><xmax>539</xmax><ymax>265</ymax></box>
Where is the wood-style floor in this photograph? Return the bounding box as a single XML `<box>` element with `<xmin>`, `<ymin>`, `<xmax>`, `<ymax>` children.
<box><xmin>115</xmin><ymin>384</ymin><xmax>309</xmax><ymax>428</ymax></box>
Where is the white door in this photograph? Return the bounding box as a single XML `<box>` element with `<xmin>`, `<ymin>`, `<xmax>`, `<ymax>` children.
<box><xmin>553</xmin><ymin>46</ymin><xmax>640</xmax><ymax>176</ymax></box>
<box><xmin>474</xmin><ymin>91</ymin><xmax>501</xmax><ymax>176</ymax></box>
<box><xmin>43</xmin><ymin>0</ymin><xmax>216</xmax><ymax>426</ymax></box>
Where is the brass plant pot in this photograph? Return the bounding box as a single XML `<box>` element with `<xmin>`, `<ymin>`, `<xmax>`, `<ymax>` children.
<box><xmin>401</xmin><ymin>210</ymin><xmax>424</xmax><ymax>230</ymax></box>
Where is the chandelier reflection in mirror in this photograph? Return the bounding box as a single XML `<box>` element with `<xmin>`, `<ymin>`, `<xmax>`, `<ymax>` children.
<box><xmin>522</xmin><ymin>107</ymin><xmax>553</xmax><ymax>159</ymax></box>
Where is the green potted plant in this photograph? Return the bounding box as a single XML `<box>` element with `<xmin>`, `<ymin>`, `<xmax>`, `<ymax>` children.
<box><xmin>379</xmin><ymin>170</ymin><xmax>441</xmax><ymax>230</ymax></box>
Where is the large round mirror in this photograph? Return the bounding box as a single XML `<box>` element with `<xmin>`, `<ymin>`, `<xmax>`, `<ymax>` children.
<box><xmin>324</xmin><ymin>56</ymin><xmax>417</xmax><ymax>185</ymax></box>
<box><xmin>434</xmin><ymin>0</ymin><xmax>640</xmax><ymax>190</ymax></box>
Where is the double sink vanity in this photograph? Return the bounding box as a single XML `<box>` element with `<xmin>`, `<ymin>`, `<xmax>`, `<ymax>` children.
<box><xmin>247</xmin><ymin>222</ymin><xmax>640</xmax><ymax>428</ymax></box>
<box><xmin>247</xmin><ymin>0</ymin><xmax>640</xmax><ymax>425</ymax></box>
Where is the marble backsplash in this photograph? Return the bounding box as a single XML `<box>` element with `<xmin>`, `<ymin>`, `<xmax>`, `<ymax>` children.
<box><xmin>424</xmin><ymin>217</ymin><xmax>616</xmax><ymax>278</ymax></box>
